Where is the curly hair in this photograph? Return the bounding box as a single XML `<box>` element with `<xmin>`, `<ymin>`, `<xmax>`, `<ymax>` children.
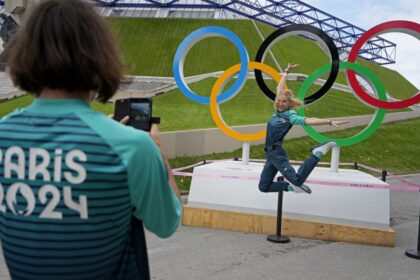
<box><xmin>276</xmin><ymin>89</ymin><xmax>303</xmax><ymax>109</ymax></box>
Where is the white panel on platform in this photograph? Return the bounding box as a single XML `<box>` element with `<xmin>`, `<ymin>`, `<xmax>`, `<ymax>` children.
<box><xmin>188</xmin><ymin>160</ymin><xmax>390</xmax><ymax>229</ymax></box>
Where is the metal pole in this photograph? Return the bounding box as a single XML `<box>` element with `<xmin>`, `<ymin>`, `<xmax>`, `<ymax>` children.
<box><xmin>241</xmin><ymin>141</ymin><xmax>250</xmax><ymax>165</ymax></box>
<box><xmin>267</xmin><ymin>177</ymin><xmax>289</xmax><ymax>243</ymax></box>
<box><xmin>381</xmin><ymin>170</ymin><xmax>387</xmax><ymax>182</ymax></box>
<box><xmin>354</xmin><ymin>162</ymin><xmax>358</xmax><ymax>170</ymax></box>
<box><xmin>330</xmin><ymin>146</ymin><xmax>340</xmax><ymax>172</ymax></box>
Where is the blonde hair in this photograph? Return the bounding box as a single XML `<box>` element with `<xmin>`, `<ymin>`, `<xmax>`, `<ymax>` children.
<box><xmin>275</xmin><ymin>89</ymin><xmax>303</xmax><ymax>109</ymax></box>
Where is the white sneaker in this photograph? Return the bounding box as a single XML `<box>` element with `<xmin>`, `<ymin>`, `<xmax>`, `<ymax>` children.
<box><xmin>292</xmin><ymin>183</ymin><xmax>312</xmax><ymax>194</ymax></box>
<box><xmin>287</xmin><ymin>184</ymin><xmax>312</xmax><ymax>194</ymax></box>
<box><xmin>311</xmin><ymin>142</ymin><xmax>336</xmax><ymax>157</ymax></box>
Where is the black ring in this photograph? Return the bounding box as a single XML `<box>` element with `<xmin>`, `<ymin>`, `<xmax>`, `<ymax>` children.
<box><xmin>254</xmin><ymin>24</ymin><xmax>340</xmax><ymax>105</ymax></box>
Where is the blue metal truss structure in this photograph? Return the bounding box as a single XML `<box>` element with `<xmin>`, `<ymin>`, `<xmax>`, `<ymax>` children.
<box><xmin>0</xmin><ymin>0</ymin><xmax>397</xmax><ymax>65</ymax></box>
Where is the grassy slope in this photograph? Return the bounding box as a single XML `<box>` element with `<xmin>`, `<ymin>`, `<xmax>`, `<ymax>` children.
<box><xmin>109</xmin><ymin>18</ymin><xmax>417</xmax><ymax>100</ymax></box>
<box><xmin>109</xmin><ymin>18</ymin><xmax>262</xmax><ymax>77</ymax></box>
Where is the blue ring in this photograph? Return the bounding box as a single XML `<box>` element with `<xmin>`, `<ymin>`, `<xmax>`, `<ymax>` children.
<box><xmin>173</xmin><ymin>26</ymin><xmax>249</xmax><ymax>104</ymax></box>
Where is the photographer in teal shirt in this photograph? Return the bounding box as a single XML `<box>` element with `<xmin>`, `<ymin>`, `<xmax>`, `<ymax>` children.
<box><xmin>1</xmin><ymin>1</ymin><xmax>181</xmax><ymax>279</ymax></box>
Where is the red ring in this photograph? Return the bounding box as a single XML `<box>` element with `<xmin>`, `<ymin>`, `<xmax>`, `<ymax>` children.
<box><xmin>347</xmin><ymin>20</ymin><xmax>420</xmax><ymax>109</ymax></box>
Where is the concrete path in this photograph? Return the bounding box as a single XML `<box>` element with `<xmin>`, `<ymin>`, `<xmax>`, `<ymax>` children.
<box><xmin>1</xmin><ymin>174</ymin><xmax>419</xmax><ymax>279</ymax></box>
<box><xmin>146</xmin><ymin>174</ymin><xmax>420</xmax><ymax>280</ymax></box>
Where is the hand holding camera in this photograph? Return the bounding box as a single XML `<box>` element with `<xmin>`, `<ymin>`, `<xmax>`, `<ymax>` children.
<box><xmin>114</xmin><ymin>98</ymin><xmax>159</xmax><ymax>131</ymax></box>
<box><xmin>114</xmin><ymin>97</ymin><xmax>162</xmax><ymax>145</ymax></box>
<box><xmin>113</xmin><ymin>98</ymin><xmax>179</xmax><ymax>198</ymax></box>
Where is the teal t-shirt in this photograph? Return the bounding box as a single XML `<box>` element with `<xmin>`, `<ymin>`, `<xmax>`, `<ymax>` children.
<box><xmin>0</xmin><ymin>98</ymin><xmax>182</xmax><ymax>279</ymax></box>
<box><xmin>265</xmin><ymin>109</ymin><xmax>306</xmax><ymax>146</ymax></box>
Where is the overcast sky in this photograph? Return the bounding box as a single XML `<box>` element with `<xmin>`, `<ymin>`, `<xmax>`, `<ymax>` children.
<box><xmin>304</xmin><ymin>0</ymin><xmax>419</xmax><ymax>89</ymax></box>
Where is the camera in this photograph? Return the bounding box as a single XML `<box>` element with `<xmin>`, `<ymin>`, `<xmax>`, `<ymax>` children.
<box><xmin>114</xmin><ymin>98</ymin><xmax>159</xmax><ymax>131</ymax></box>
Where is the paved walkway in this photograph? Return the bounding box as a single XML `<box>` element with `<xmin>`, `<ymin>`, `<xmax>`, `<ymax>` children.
<box><xmin>0</xmin><ymin>174</ymin><xmax>419</xmax><ymax>279</ymax></box>
<box><xmin>148</xmin><ymin>174</ymin><xmax>420</xmax><ymax>280</ymax></box>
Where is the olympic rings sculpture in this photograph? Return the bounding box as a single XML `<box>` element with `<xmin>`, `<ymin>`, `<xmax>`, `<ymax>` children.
<box><xmin>173</xmin><ymin>20</ymin><xmax>420</xmax><ymax>145</ymax></box>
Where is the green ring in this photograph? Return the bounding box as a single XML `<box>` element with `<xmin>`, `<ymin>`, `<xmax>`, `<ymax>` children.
<box><xmin>296</xmin><ymin>61</ymin><xmax>387</xmax><ymax>147</ymax></box>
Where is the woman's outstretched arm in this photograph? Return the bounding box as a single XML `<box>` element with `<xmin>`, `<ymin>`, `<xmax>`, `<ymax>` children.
<box><xmin>304</xmin><ymin>118</ymin><xmax>350</xmax><ymax>127</ymax></box>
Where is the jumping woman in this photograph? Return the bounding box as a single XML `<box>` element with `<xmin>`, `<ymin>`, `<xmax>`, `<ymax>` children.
<box><xmin>258</xmin><ymin>63</ymin><xmax>349</xmax><ymax>194</ymax></box>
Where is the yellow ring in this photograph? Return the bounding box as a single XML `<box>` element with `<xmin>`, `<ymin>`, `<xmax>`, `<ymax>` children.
<box><xmin>210</xmin><ymin>62</ymin><xmax>286</xmax><ymax>141</ymax></box>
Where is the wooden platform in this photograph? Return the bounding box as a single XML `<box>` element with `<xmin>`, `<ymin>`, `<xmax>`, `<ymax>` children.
<box><xmin>182</xmin><ymin>205</ymin><xmax>395</xmax><ymax>247</ymax></box>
